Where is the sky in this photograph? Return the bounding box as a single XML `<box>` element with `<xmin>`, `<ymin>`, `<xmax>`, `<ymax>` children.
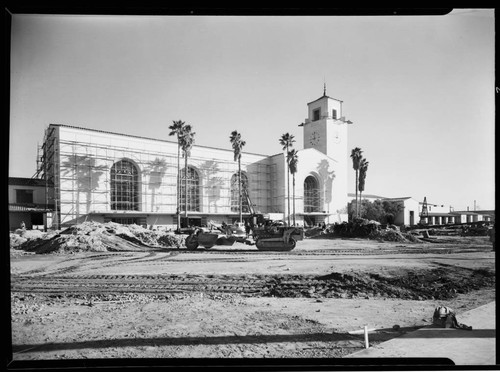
<box><xmin>9</xmin><ymin>9</ymin><xmax>495</xmax><ymax>211</ymax></box>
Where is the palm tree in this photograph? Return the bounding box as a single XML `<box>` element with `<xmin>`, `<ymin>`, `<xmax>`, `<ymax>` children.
<box><xmin>358</xmin><ymin>158</ymin><xmax>369</xmax><ymax>218</ymax></box>
<box><xmin>287</xmin><ymin>149</ymin><xmax>299</xmax><ymax>226</ymax></box>
<box><xmin>229</xmin><ymin>130</ymin><xmax>246</xmax><ymax>223</ymax></box>
<box><xmin>179</xmin><ymin>125</ymin><xmax>195</xmax><ymax>225</ymax></box>
<box><xmin>279</xmin><ymin>133</ymin><xmax>295</xmax><ymax>226</ymax></box>
<box><xmin>61</xmin><ymin>155</ymin><xmax>107</xmax><ymax>220</ymax></box>
<box><xmin>168</xmin><ymin>120</ymin><xmax>186</xmax><ymax>231</ymax></box>
<box><xmin>146</xmin><ymin>157</ymin><xmax>168</xmax><ymax>212</ymax></box>
<box><xmin>350</xmin><ymin>147</ymin><xmax>363</xmax><ymax>218</ymax></box>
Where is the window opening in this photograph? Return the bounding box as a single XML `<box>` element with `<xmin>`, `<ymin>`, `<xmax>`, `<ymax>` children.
<box><xmin>31</xmin><ymin>212</ymin><xmax>44</xmax><ymax>225</ymax></box>
<box><xmin>111</xmin><ymin>160</ymin><xmax>139</xmax><ymax>211</ymax></box>
<box><xmin>111</xmin><ymin>217</ymin><xmax>139</xmax><ymax>225</ymax></box>
<box><xmin>16</xmin><ymin>189</ymin><xmax>34</xmax><ymax>204</ymax></box>
<box><xmin>313</xmin><ymin>108</ymin><xmax>320</xmax><ymax>121</ymax></box>
<box><xmin>180</xmin><ymin>166</ymin><xmax>200</xmax><ymax>212</ymax></box>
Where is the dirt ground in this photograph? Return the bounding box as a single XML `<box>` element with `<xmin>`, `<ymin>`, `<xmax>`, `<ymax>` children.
<box><xmin>9</xmin><ymin>233</ymin><xmax>496</xmax><ymax>362</ymax></box>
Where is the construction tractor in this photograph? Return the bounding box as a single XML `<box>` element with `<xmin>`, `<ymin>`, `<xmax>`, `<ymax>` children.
<box><xmin>184</xmin><ymin>188</ymin><xmax>304</xmax><ymax>251</ymax></box>
<box><xmin>184</xmin><ymin>222</ymin><xmax>240</xmax><ymax>250</ymax></box>
<box><xmin>252</xmin><ymin>224</ymin><xmax>304</xmax><ymax>251</ymax></box>
<box><xmin>243</xmin><ymin>188</ymin><xmax>304</xmax><ymax>251</ymax></box>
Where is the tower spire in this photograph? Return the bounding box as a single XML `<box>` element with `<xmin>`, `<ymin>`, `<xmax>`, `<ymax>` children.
<box><xmin>323</xmin><ymin>82</ymin><xmax>327</xmax><ymax>96</ymax></box>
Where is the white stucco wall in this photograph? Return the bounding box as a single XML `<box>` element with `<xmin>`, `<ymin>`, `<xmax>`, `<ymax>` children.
<box><xmin>9</xmin><ymin>184</ymin><xmax>47</xmax><ymax>205</ymax></box>
<box><xmin>392</xmin><ymin>198</ymin><xmax>420</xmax><ymax>225</ymax></box>
<box><xmin>50</xmin><ymin>107</ymin><xmax>351</xmax><ymax>227</ymax></box>
<box><xmin>288</xmin><ymin>148</ymin><xmax>347</xmax><ymax>225</ymax></box>
<box><xmin>55</xmin><ymin>125</ymin><xmax>271</xmax><ymax>225</ymax></box>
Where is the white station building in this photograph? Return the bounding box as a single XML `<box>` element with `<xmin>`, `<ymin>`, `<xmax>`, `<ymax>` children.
<box><xmin>13</xmin><ymin>90</ymin><xmax>353</xmax><ymax>230</ymax></box>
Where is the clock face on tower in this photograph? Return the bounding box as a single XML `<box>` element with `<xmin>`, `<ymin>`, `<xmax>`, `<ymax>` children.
<box><xmin>309</xmin><ymin>131</ymin><xmax>320</xmax><ymax>146</ymax></box>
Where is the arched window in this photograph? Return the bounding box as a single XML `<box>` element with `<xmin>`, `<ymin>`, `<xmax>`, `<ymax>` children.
<box><xmin>230</xmin><ymin>172</ymin><xmax>249</xmax><ymax>212</ymax></box>
<box><xmin>304</xmin><ymin>176</ymin><xmax>320</xmax><ymax>213</ymax></box>
<box><xmin>180</xmin><ymin>167</ymin><xmax>200</xmax><ymax>212</ymax></box>
<box><xmin>111</xmin><ymin>160</ymin><xmax>139</xmax><ymax>211</ymax></box>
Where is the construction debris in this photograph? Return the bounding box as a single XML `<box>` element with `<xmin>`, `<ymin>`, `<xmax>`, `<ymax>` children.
<box><xmin>10</xmin><ymin>221</ymin><xmax>185</xmax><ymax>254</ymax></box>
<box><xmin>321</xmin><ymin>219</ymin><xmax>421</xmax><ymax>243</ymax></box>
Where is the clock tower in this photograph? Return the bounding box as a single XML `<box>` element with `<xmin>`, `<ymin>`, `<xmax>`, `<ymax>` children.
<box><xmin>302</xmin><ymin>86</ymin><xmax>352</xmax><ymax>220</ymax></box>
<box><xmin>302</xmin><ymin>84</ymin><xmax>351</xmax><ymax>159</ymax></box>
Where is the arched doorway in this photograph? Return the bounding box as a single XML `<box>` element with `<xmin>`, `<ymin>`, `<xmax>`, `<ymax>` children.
<box><xmin>304</xmin><ymin>175</ymin><xmax>320</xmax><ymax>213</ymax></box>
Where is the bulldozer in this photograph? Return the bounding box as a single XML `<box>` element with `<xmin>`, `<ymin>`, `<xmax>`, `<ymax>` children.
<box><xmin>184</xmin><ymin>188</ymin><xmax>304</xmax><ymax>251</ymax></box>
<box><xmin>244</xmin><ymin>188</ymin><xmax>304</xmax><ymax>251</ymax></box>
<box><xmin>242</xmin><ymin>189</ymin><xmax>304</xmax><ymax>251</ymax></box>
<box><xmin>252</xmin><ymin>224</ymin><xmax>304</xmax><ymax>251</ymax></box>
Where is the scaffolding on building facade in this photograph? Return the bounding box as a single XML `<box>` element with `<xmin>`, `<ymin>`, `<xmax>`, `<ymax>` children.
<box><xmin>34</xmin><ymin>125</ymin><xmax>276</xmax><ymax>227</ymax></box>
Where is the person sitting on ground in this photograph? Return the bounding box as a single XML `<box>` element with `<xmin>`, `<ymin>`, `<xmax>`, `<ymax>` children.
<box><xmin>432</xmin><ymin>306</ymin><xmax>472</xmax><ymax>330</ymax></box>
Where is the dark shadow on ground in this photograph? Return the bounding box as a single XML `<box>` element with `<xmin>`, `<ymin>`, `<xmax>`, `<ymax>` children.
<box><xmin>396</xmin><ymin>328</ymin><xmax>496</xmax><ymax>339</ymax></box>
<box><xmin>13</xmin><ymin>332</ymin><xmax>363</xmax><ymax>353</ymax></box>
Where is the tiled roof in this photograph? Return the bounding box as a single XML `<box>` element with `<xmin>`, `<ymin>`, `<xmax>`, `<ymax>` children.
<box><xmin>348</xmin><ymin>193</ymin><xmax>386</xmax><ymax>199</ymax></box>
<box><xmin>307</xmin><ymin>94</ymin><xmax>343</xmax><ymax>105</ymax></box>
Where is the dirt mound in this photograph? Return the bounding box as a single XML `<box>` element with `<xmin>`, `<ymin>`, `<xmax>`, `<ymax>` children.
<box><xmin>265</xmin><ymin>267</ymin><xmax>495</xmax><ymax>300</ymax></box>
<box><xmin>368</xmin><ymin>229</ymin><xmax>422</xmax><ymax>243</ymax></box>
<box><xmin>10</xmin><ymin>233</ymin><xmax>28</xmax><ymax>248</ymax></box>
<box><xmin>10</xmin><ymin>221</ymin><xmax>185</xmax><ymax>254</ymax></box>
<box><xmin>319</xmin><ymin>219</ymin><xmax>421</xmax><ymax>243</ymax></box>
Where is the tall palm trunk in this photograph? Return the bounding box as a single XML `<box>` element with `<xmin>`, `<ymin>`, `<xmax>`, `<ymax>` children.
<box><xmin>184</xmin><ymin>154</ymin><xmax>188</xmax><ymax>223</ymax></box>
<box><xmin>238</xmin><ymin>158</ymin><xmax>242</xmax><ymax>223</ymax></box>
<box><xmin>358</xmin><ymin>158</ymin><xmax>369</xmax><ymax>220</ymax></box>
<box><xmin>355</xmin><ymin>169</ymin><xmax>359</xmax><ymax>218</ymax></box>
<box><xmin>279</xmin><ymin>133</ymin><xmax>295</xmax><ymax>226</ymax></box>
<box><xmin>292</xmin><ymin>173</ymin><xmax>296</xmax><ymax>225</ymax></box>
<box><xmin>286</xmin><ymin>146</ymin><xmax>291</xmax><ymax>226</ymax></box>
<box><xmin>359</xmin><ymin>188</ymin><xmax>362</xmax><ymax>218</ymax></box>
<box><xmin>176</xmin><ymin>143</ymin><xmax>181</xmax><ymax>230</ymax></box>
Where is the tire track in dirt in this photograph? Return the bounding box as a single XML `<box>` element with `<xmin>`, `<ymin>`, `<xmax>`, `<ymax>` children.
<box><xmin>11</xmin><ymin>275</ymin><xmax>268</xmax><ymax>296</ymax></box>
<box><xmin>11</xmin><ymin>265</ymin><xmax>495</xmax><ymax>301</ymax></box>
<box><xmin>14</xmin><ymin>245</ymin><xmax>491</xmax><ymax>277</ymax></box>
<box><xmin>18</xmin><ymin>252</ymin><xmax>178</xmax><ymax>277</ymax></box>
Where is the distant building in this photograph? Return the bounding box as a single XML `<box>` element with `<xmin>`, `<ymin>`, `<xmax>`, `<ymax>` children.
<box><xmin>419</xmin><ymin>200</ymin><xmax>457</xmax><ymax>225</ymax></box>
<box><xmin>383</xmin><ymin>197</ymin><xmax>420</xmax><ymax>226</ymax></box>
<box><xmin>451</xmin><ymin>210</ymin><xmax>495</xmax><ymax>224</ymax></box>
<box><xmin>419</xmin><ymin>202</ymin><xmax>494</xmax><ymax>225</ymax></box>
<box><xmin>471</xmin><ymin>210</ymin><xmax>495</xmax><ymax>222</ymax></box>
<box><xmin>348</xmin><ymin>193</ymin><xmax>419</xmax><ymax>226</ymax></box>
<box><xmin>8</xmin><ymin>177</ymin><xmax>54</xmax><ymax>230</ymax></box>
<box><xmin>348</xmin><ymin>192</ymin><xmax>495</xmax><ymax>226</ymax></box>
